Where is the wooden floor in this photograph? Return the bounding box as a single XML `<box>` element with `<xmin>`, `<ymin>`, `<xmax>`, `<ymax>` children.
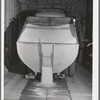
<box><xmin>66</xmin><ymin>64</ymin><xmax>92</xmax><ymax>100</ymax></box>
<box><xmin>19</xmin><ymin>79</ymin><xmax>71</xmax><ymax>100</ymax></box>
<box><xmin>4</xmin><ymin>63</ymin><xmax>92</xmax><ymax>100</ymax></box>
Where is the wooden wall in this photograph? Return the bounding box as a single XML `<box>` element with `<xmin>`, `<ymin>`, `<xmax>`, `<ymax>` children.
<box><xmin>5</xmin><ymin>0</ymin><xmax>21</xmax><ymax>29</ymax></box>
<box><xmin>4</xmin><ymin>0</ymin><xmax>24</xmax><ymax>74</ymax></box>
<box><xmin>83</xmin><ymin>0</ymin><xmax>93</xmax><ymax>72</ymax></box>
<box><xmin>19</xmin><ymin>0</ymin><xmax>86</xmax><ymax>18</ymax></box>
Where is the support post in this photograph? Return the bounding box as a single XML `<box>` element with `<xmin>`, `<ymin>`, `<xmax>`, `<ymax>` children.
<box><xmin>68</xmin><ymin>61</ymin><xmax>76</xmax><ymax>77</ymax></box>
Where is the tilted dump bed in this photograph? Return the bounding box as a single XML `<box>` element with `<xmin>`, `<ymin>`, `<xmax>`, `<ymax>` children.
<box><xmin>17</xmin><ymin>17</ymin><xmax>79</xmax><ymax>73</ymax></box>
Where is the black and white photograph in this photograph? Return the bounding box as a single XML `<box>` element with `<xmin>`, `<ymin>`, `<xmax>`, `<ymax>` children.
<box><xmin>1</xmin><ymin>0</ymin><xmax>99</xmax><ymax>100</ymax></box>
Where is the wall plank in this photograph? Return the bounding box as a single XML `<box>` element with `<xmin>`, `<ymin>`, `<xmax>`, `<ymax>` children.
<box><xmin>5</xmin><ymin>0</ymin><xmax>21</xmax><ymax>29</ymax></box>
<box><xmin>19</xmin><ymin>0</ymin><xmax>86</xmax><ymax>18</ymax></box>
